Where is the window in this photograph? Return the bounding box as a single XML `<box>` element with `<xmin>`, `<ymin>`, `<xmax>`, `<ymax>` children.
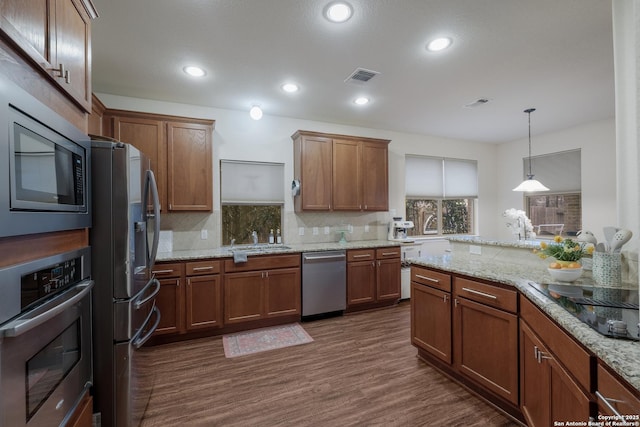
<box><xmin>404</xmin><ymin>156</ymin><xmax>477</xmax><ymax>236</ymax></box>
<box><xmin>220</xmin><ymin>160</ymin><xmax>284</xmax><ymax>245</ymax></box>
<box><xmin>521</xmin><ymin>150</ymin><xmax>581</xmax><ymax>237</ymax></box>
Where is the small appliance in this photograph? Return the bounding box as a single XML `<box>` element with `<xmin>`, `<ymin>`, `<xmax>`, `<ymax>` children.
<box><xmin>388</xmin><ymin>219</ymin><xmax>415</xmax><ymax>241</ymax></box>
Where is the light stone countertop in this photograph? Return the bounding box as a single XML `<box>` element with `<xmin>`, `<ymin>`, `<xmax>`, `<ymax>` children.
<box><xmin>409</xmin><ymin>252</ymin><xmax>640</xmax><ymax>393</ymax></box>
<box><xmin>155</xmin><ymin>239</ymin><xmax>404</xmax><ymax>262</ymax></box>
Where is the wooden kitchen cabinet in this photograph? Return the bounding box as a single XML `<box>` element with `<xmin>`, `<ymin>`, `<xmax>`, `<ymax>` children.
<box><xmin>453</xmin><ymin>277</ymin><xmax>519</xmax><ymax>405</ymax></box>
<box><xmin>292</xmin><ymin>130</ymin><xmax>390</xmax><ymax>212</ymax></box>
<box><xmin>347</xmin><ymin>247</ymin><xmax>400</xmax><ymax>308</ymax></box>
<box><xmin>410</xmin><ymin>266</ymin><xmax>452</xmax><ymax>364</ymax></box>
<box><xmin>104</xmin><ymin>109</ymin><xmax>214</xmax><ymax>212</ymax></box>
<box><xmin>151</xmin><ymin>262</ymin><xmax>185</xmax><ymax>335</ymax></box>
<box><xmin>223</xmin><ymin>254</ymin><xmax>301</xmax><ymax>325</ymax></box>
<box><xmin>520</xmin><ymin>295</ymin><xmax>593</xmax><ymax>426</ymax></box>
<box><xmin>185</xmin><ymin>260</ymin><xmax>223</xmax><ymax>330</ymax></box>
<box><xmin>596</xmin><ymin>361</ymin><xmax>640</xmax><ymax>418</ymax></box>
<box><xmin>0</xmin><ymin>0</ymin><xmax>97</xmax><ymax>111</ymax></box>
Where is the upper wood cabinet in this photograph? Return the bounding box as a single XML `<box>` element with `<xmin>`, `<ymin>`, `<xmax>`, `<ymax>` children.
<box><xmin>103</xmin><ymin>109</ymin><xmax>215</xmax><ymax>212</ymax></box>
<box><xmin>0</xmin><ymin>0</ymin><xmax>97</xmax><ymax>111</ymax></box>
<box><xmin>292</xmin><ymin>130</ymin><xmax>390</xmax><ymax>212</ymax></box>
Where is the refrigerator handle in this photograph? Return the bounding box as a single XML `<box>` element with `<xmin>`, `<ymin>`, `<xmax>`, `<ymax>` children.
<box><xmin>146</xmin><ymin>169</ymin><xmax>161</xmax><ymax>269</ymax></box>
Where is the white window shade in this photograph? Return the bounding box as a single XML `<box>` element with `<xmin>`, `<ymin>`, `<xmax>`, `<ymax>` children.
<box><xmin>405</xmin><ymin>156</ymin><xmax>443</xmax><ymax>197</ymax></box>
<box><xmin>524</xmin><ymin>149</ymin><xmax>581</xmax><ymax>193</ymax></box>
<box><xmin>444</xmin><ymin>158</ymin><xmax>478</xmax><ymax>198</ymax></box>
<box><xmin>405</xmin><ymin>155</ymin><xmax>478</xmax><ymax>198</ymax></box>
<box><xmin>221</xmin><ymin>160</ymin><xmax>284</xmax><ymax>204</ymax></box>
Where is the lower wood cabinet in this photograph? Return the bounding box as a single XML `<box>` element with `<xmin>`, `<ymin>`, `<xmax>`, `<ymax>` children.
<box><xmin>519</xmin><ymin>295</ymin><xmax>593</xmax><ymax>426</ymax></box>
<box><xmin>223</xmin><ymin>254</ymin><xmax>301</xmax><ymax>325</ymax></box>
<box><xmin>347</xmin><ymin>247</ymin><xmax>400</xmax><ymax>308</ymax></box>
<box><xmin>411</xmin><ymin>276</ymin><xmax>452</xmax><ymax>364</ymax></box>
<box><xmin>596</xmin><ymin>360</ymin><xmax>640</xmax><ymax>419</ymax></box>
<box><xmin>152</xmin><ymin>262</ymin><xmax>185</xmax><ymax>335</ymax></box>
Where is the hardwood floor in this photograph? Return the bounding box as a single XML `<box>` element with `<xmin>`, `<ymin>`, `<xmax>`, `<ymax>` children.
<box><xmin>141</xmin><ymin>302</ymin><xmax>520</xmax><ymax>426</ymax></box>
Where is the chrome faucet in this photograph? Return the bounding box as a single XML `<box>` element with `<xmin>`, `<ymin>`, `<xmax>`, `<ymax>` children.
<box><xmin>251</xmin><ymin>231</ymin><xmax>258</xmax><ymax>245</ymax></box>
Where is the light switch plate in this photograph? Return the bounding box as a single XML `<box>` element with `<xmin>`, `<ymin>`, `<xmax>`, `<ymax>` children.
<box><xmin>469</xmin><ymin>245</ymin><xmax>482</xmax><ymax>255</ymax></box>
<box><xmin>298</xmin><ymin>227</ymin><xmax>305</xmax><ymax>236</ymax></box>
<box><xmin>364</xmin><ymin>224</ymin><xmax>369</xmax><ymax>232</ymax></box>
<box><xmin>313</xmin><ymin>227</ymin><xmax>319</xmax><ymax>235</ymax></box>
<box><xmin>200</xmin><ymin>229</ymin><xmax>208</xmax><ymax>240</ymax></box>
<box><xmin>324</xmin><ymin>226</ymin><xmax>330</xmax><ymax>235</ymax></box>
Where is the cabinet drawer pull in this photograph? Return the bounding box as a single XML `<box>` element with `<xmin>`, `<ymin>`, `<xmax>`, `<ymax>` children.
<box><xmin>353</xmin><ymin>254</ymin><xmax>372</xmax><ymax>259</ymax></box>
<box><xmin>461</xmin><ymin>287</ymin><xmax>497</xmax><ymax>300</ymax></box>
<box><xmin>381</xmin><ymin>252</ymin><xmax>397</xmax><ymax>256</ymax></box>
<box><xmin>595</xmin><ymin>391</ymin><xmax>626</xmax><ymax>418</ymax></box>
<box><xmin>415</xmin><ymin>274</ymin><xmax>439</xmax><ymax>284</ymax></box>
<box><xmin>153</xmin><ymin>269</ymin><xmax>176</xmax><ymax>274</ymax></box>
<box><xmin>192</xmin><ymin>266</ymin><xmax>214</xmax><ymax>271</ymax></box>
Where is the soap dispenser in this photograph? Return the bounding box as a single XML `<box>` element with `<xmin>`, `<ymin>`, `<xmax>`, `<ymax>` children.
<box><xmin>269</xmin><ymin>229</ymin><xmax>275</xmax><ymax>244</ymax></box>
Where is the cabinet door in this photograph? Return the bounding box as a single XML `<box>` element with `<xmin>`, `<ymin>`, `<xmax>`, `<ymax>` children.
<box><xmin>520</xmin><ymin>320</ymin><xmax>550</xmax><ymax>427</ymax></box>
<box><xmin>376</xmin><ymin>258</ymin><xmax>401</xmax><ymax>301</ymax></box>
<box><xmin>549</xmin><ymin>356</ymin><xmax>592</xmax><ymax>425</ymax></box>
<box><xmin>299</xmin><ymin>136</ymin><xmax>332</xmax><ymax>210</ymax></box>
<box><xmin>361</xmin><ymin>141</ymin><xmax>388</xmax><ymax>211</ymax></box>
<box><xmin>53</xmin><ymin>0</ymin><xmax>91</xmax><ymax>110</ymax></box>
<box><xmin>224</xmin><ymin>271</ymin><xmax>264</xmax><ymax>324</ymax></box>
<box><xmin>154</xmin><ymin>277</ymin><xmax>183</xmax><ymax>335</ymax></box>
<box><xmin>111</xmin><ymin>116</ymin><xmax>167</xmax><ymax>210</ymax></box>
<box><xmin>265</xmin><ymin>268</ymin><xmax>301</xmax><ymax>318</ymax></box>
<box><xmin>0</xmin><ymin>0</ymin><xmax>51</xmax><ymax>65</ymax></box>
<box><xmin>166</xmin><ymin>122</ymin><xmax>213</xmax><ymax>211</ymax></box>
<box><xmin>410</xmin><ymin>282</ymin><xmax>452</xmax><ymax>364</ymax></box>
<box><xmin>454</xmin><ymin>297</ymin><xmax>518</xmax><ymax>405</ymax></box>
<box><xmin>186</xmin><ymin>275</ymin><xmax>222</xmax><ymax>330</ymax></box>
<box><xmin>347</xmin><ymin>260</ymin><xmax>376</xmax><ymax>305</ymax></box>
<box><xmin>332</xmin><ymin>139</ymin><xmax>361</xmax><ymax>210</ymax></box>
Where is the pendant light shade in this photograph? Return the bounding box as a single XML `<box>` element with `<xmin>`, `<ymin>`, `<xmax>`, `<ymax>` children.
<box><xmin>513</xmin><ymin>108</ymin><xmax>549</xmax><ymax>192</ymax></box>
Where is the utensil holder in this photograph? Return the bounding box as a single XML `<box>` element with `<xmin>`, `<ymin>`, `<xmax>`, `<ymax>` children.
<box><xmin>592</xmin><ymin>252</ymin><xmax>622</xmax><ymax>286</ymax></box>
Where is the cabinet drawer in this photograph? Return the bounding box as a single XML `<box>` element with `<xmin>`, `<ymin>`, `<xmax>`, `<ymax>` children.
<box><xmin>411</xmin><ymin>266</ymin><xmax>451</xmax><ymax>292</ymax></box>
<box><xmin>152</xmin><ymin>262</ymin><xmax>184</xmax><ymax>278</ymax></box>
<box><xmin>376</xmin><ymin>247</ymin><xmax>401</xmax><ymax>259</ymax></box>
<box><xmin>454</xmin><ymin>277</ymin><xmax>517</xmax><ymax>313</ymax></box>
<box><xmin>597</xmin><ymin>362</ymin><xmax>640</xmax><ymax>416</ymax></box>
<box><xmin>224</xmin><ymin>254</ymin><xmax>300</xmax><ymax>273</ymax></box>
<box><xmin>186</xmin><ymin>260</ymin><xmax>221</xmax><ymax>276</ymax></box>
<box><xmin>347</xmin><ymin>249</ymin><xmax>375</xmax><ymax>262</ymax></box>
<box><xmin>520</xmin><ymin>295</ymin><xmax>593</xmax><ymax>393</ymax></box>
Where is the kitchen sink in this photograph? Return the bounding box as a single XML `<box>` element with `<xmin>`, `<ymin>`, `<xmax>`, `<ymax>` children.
<box><xmin>221</xmin><ymin>244</ymin><xmax>293</xmax><ymax>253</ymax></box>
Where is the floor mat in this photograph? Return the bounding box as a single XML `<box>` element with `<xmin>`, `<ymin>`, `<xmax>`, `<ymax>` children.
<box><xmin>222</xmin><ymin>323</ymin><xmax>314</xmax><ymax>358</ymax></box>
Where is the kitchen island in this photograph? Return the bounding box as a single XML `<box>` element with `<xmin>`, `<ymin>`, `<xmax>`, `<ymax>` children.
<box><xmin>409</xmin><ymin>236</ymin><xmax>640</xmax><ymax>423</ymax></box>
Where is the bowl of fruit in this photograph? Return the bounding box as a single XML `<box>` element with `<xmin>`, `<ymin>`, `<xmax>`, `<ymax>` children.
<box><xmin>547</xmin><ymin>261</ymin><xmax>583</xmax><ymax>282</ymax></box>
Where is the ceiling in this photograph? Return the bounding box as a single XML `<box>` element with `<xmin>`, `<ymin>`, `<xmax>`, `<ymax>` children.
<box><xmin>90</xmin><ymin>0</ymin><xmax>615</xmax><ymax>144</ymax></box>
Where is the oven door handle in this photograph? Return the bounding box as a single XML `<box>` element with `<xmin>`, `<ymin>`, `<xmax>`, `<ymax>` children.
<box><xmin>0</xmin><ymin>280</ymin><xmax>94</xmax><ymax>338</ymax></box>
<box><xmin>133</xmin><ymin>305</ymin><xmax>161</xmax><ymax>349</ymax></box>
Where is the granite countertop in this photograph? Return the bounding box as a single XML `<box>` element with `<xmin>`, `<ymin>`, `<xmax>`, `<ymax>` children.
<box><xmin>409</xmin><ymin>253</ymin><xmax>640</xmax><ymax>393</ymax></box>
<box><xmin>155</xmin><ymin>239</ymin><xmax>403</xmax><ymax>262</ymax></box>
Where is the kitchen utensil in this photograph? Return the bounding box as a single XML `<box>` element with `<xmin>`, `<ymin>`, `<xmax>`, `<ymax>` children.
<box><xmin>603</xmin><ymin>226</ymin><xmax>620</xmax><ymax>252</ymax></box>
<box><xmin>610</xmin><ymin>229</ymin><xmax>632</xmax><ymax>253</ymax></box>
<box><xmin>576</xmin><ymin>230</ymin><xmax>597</xmax><ymax>245</ymax></box>
<box><xmin>596</xmin><ymin>243</ymin><xmax>606</xmax><ymax>253</ymax></box>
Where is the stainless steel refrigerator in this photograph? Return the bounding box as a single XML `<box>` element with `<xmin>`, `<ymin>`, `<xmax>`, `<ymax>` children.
<box><xmin>90</xmin><ymin>139</ymin><xmax>161</xmax><ymax>427</ymax></box>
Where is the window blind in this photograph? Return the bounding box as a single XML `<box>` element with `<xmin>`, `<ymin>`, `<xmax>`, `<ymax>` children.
<box><xmin>524</xmin><ymin>149</ymin><xmax>581</xmax><ymax>193</ymax></box>
<box><xmin>220</xmin><ymin>160</ymin><xmax>285</xmax><ymax>204</ymax></box>
<box><xmin>405</xmin><ymin>155</ymin><xmax>478</xmax><ymax>198</ymax></box>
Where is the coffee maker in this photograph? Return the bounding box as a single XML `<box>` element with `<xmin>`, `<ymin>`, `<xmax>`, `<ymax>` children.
<box><xmin>388</xmin><ymin>219</ymin><xmax>415</xmax><ymax>241</ymax></box>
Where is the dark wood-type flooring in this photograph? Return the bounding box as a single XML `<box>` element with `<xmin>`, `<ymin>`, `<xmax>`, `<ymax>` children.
<box><xmin>140</xmin><ymin>302</ymin><xmax>521</xmax><ymax>426</ymax></box>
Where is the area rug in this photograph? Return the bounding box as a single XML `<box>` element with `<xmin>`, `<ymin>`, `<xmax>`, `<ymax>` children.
<box><xmin>223</xmin><ymin>323</ymin><xmax>314</xmax><ymax>358</ymax></box>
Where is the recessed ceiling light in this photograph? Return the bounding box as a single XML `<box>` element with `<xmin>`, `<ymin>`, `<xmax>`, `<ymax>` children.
<box><xmin>426</xmin><ymin>37</ymin><xmax>453</xmax><ymax>52</ymax></box>
<box><xmin>354</xmin><ymin>97</ymin><xmax>369</xmax><ymax>105</ymax></box>
<box><xmin>249</xmin><ymin>105</ymin><xmax>263</xmax><ymax>120</ymax></box>
<box><xmin>281</xmin><ymin>83</ymin><xmax>299</xmax><ymax>93</ymax></box>
<box><xmin>183</xmin><ymin>66</ymin><xmax>206</xmax><ymax>77</ymax></box>
<box><xmin>324</xmin><ymin>2</ymin><xmax>353</xmax><ymax>23</ymax></box>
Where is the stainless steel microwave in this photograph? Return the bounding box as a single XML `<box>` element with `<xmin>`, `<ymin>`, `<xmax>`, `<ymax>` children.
<box><xmin>0</xmin><ymin>79</ymin><xmax>91</xmax><ymax>237</ymax></box>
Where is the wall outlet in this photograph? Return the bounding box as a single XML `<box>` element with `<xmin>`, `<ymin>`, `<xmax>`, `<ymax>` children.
<box><xmin>299</xmin><ymin>227</ymin><xmax>305</xmax><ymax>236</ymax></box>
<box><xmin>200</xmin><ymin>229</ymin><xmax>208</xmax><ymax>240</ymax></box>
<box><xmin>324</xmin><ymin>226</ymin><xmax>330</xmax><ymax>235</ymax></box>
<box><xmin>313</xmin><ymin>227</ymin><xmax>319</xmax><ymax>235</ymax></box>
<box><xmin>469</xmin><ymin>245</ymin><xmax>482</xmax><ymax>255</ymax></box>
<box><xmin>348</xmin><ymin>224</ymin><xmax>353</xmax><ymax>233</ymax></box>
<box><xmin>364</xmin><ymin>224</ymin><xmax>369</xmax><ymax>232</ymax></box>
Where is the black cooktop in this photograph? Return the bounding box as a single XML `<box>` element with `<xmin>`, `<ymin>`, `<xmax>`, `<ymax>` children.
<box><xmin>528</xmin><ymin>281</ymin><xmax>640</xmax><ymax>341</ymax></box>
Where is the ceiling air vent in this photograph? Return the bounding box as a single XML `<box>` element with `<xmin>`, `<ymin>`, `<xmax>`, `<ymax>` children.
<box><xmin>345</xmin><ymin>68</ymin><xmax>380</xmax><ymax>84</ymax></box>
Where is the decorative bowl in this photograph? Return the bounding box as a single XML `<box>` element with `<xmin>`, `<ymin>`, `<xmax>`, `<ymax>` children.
<box><xmin>547</xmin><ymin>267</ymin><xmax>583</xmax><ymax>282</ymax></box>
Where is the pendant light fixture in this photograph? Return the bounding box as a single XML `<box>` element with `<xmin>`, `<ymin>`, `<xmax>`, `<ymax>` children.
<box><xmin>513</xmin><ymin>108</ymin><xmax>550</xmax><ymax>192</ymax></box>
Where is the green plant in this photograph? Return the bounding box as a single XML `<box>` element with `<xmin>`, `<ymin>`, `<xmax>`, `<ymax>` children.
<box><xmin>535</xmin><ymin>236</ymin><xmax>593</xmax><ymax>262</ymax></box>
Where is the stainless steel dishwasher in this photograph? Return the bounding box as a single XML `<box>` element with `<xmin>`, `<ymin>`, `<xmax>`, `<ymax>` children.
<box><xmin>302</xmin><ymin>251</ymin><xmax>347</xmax><ymax>318</ymax></box>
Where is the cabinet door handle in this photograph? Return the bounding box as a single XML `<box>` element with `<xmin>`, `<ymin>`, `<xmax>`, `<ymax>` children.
<box><xmin>152</xmin><ymin>269</ymin><xmax>176</xmax><ymax>275</ymax></box>
<box><xmin>454</xmin><ymin>298</ymin><xmax>459</xmax><ymax>307</ymax></box>
<box><xmin>377</xmin><ymin>261</ymin><xmax>381</xmax><ymax>267</ymax></box>
<box><xmin>536</xmin><ymin>349</ymin><xmax>552</xmax><ymax>363</ymax></box>
<box><xmin>192</xmin><ymin>266</ymin><xmax>214</xmax><ymax>272</ymax></box>
<box><xmin>64</xmin><ymin>69</ymin><xmax>71</xmax><ymax>84</ymax></box>
<box><xmin>353</xmin><ymin>254</ymin><xmax>372</xmax><ymax>259</ymax></box>
<box><xmin>50</xmin><ymin>63</ymin><xmax>65</xmax><ymax>78</ymax></box>
<box><xmin>461</xmin><ymin>287</ymin><xmax>497</xmax><ymax>300</ymax></box>
<box><xmin>533</xmin><ymin>345</ymin><xmax>539</xmax><ymax>360</ymax></box>
<box><xmin>381</xmin><ymin>252</ymin><xmax>397</xmax><ymax>256</ymax></box>
<box><xmin>443</xmin><ymin>294</ymin><xmax>448</xmax><ymax>302</ymax></box>
<box><xmin>176</xmin><ymin>279</ymin><xmax>180</xmax><ymax>287</ymax></box>
<box><xmin>415</xmin><ymin>274</ymin><xmax>439</xmax><ymax>284</ymax></box>
<box><xmin>595</xmin><ymin>391</ymin><xmax>625</xmax><ymax>418</ymax></box>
